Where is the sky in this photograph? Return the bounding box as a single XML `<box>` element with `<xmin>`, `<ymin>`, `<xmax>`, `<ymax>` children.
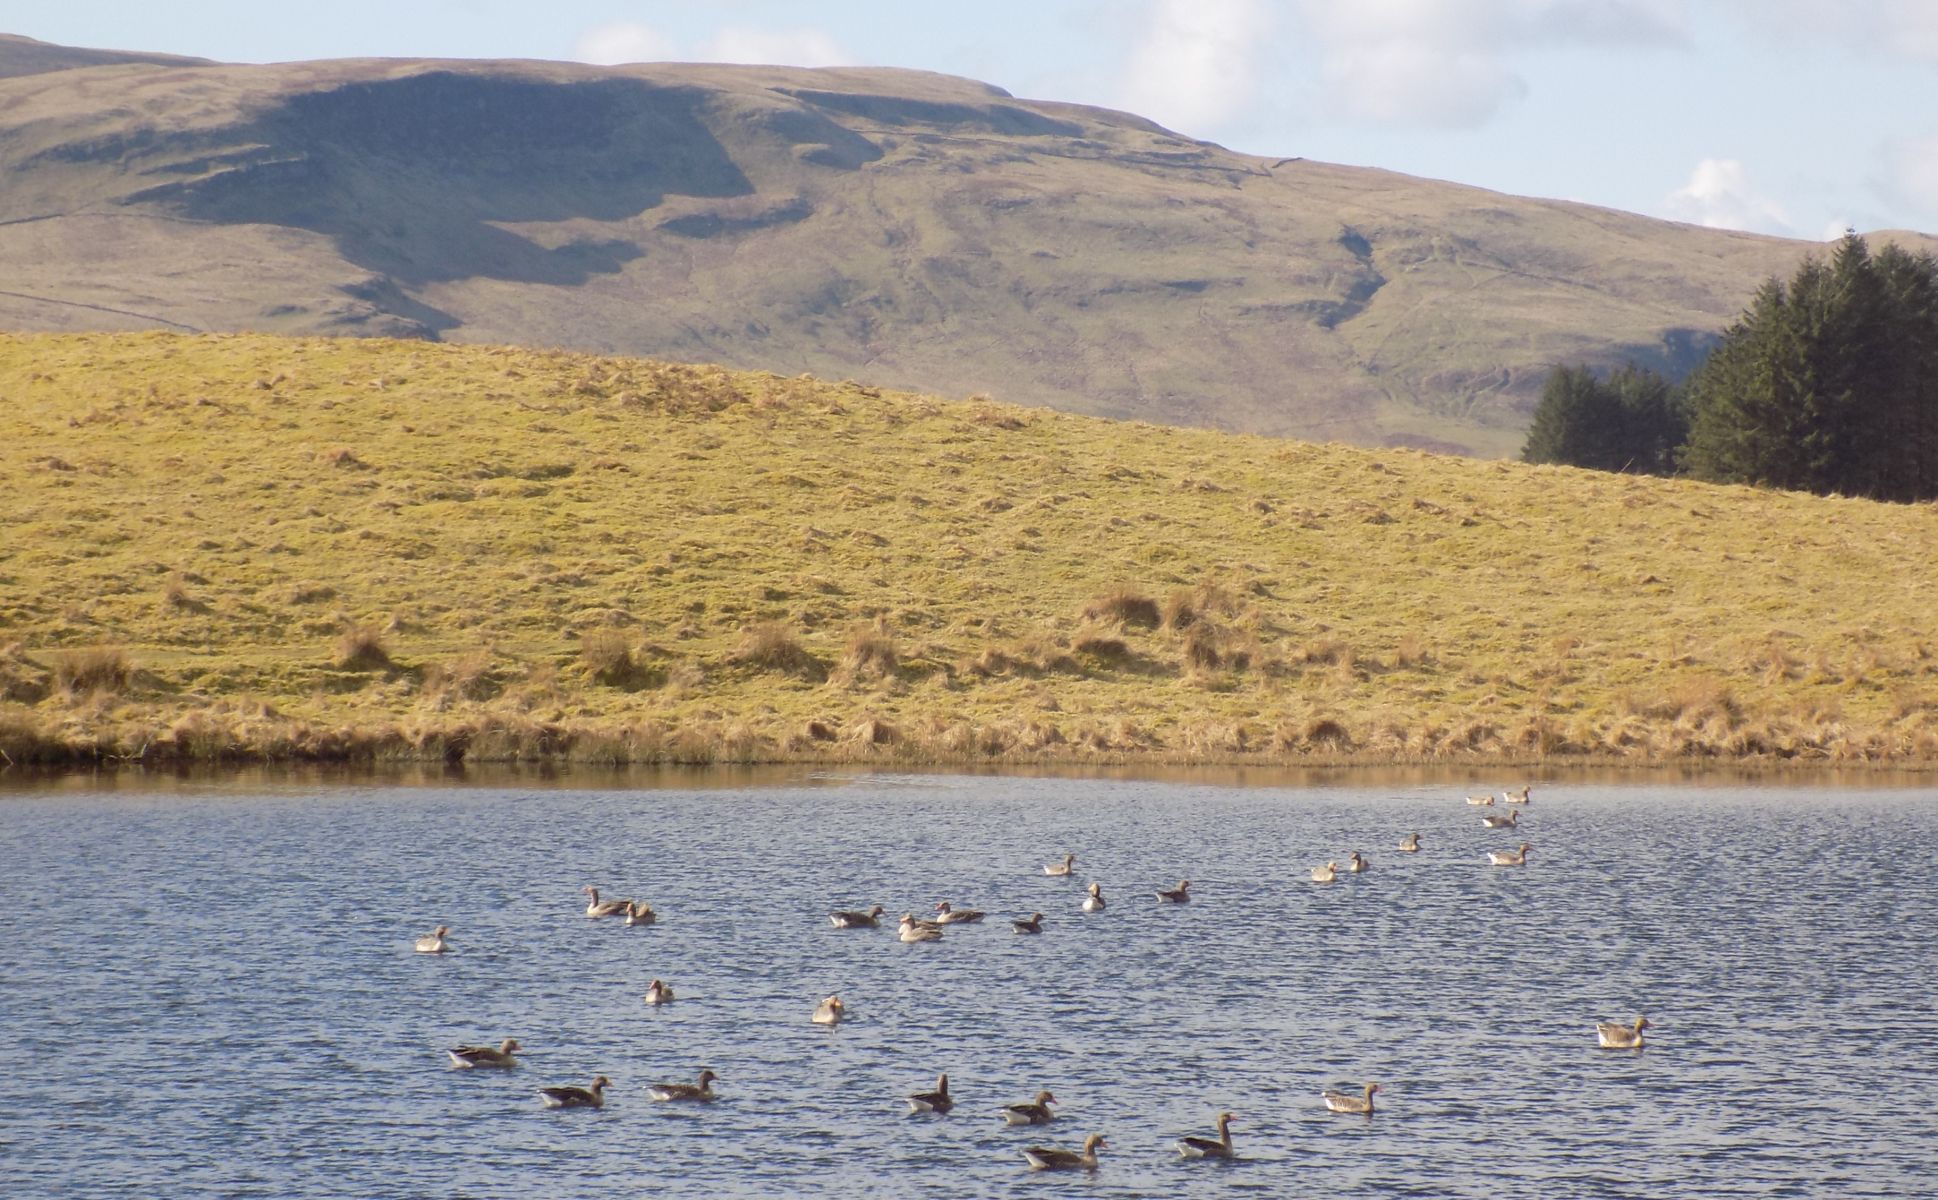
<box><xmin>8</xmin><ymin>1</ymin><xmax>1937</xmax><ymax>240</ymax></box>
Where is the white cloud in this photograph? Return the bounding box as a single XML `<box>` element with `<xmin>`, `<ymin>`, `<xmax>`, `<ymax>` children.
<box><xmin>1876</xmin><ymin>134</ymin><xmax>1938</xmax><ymax>230</ymax></box>
<box><xmin>1120</xmin><ymin>0</ymin><xmax>1273</xmax><ymax>135</ymax></box>
<box><xmin>1725</xmin><ymin>1</ymin><xmax>1938</xmax><ymax>63</ymax></box>
<box><xmin>1319</xmin><ymin>40</ymin><xmax>1524</xmax><ymax>128</ymax></box>
<box><xmin>701</xmin><ymin>27</ymin><xmax>851</xmax><ymax>68</ymax></box>
<box><xmin>1664</xmin><ymin>159</ymin><xmax>1792</xmax><ymax>235</ymax></box>
<box><xmin>573</xmin><ymin>22</ymin><xmax>677</xmax><ymax>67</ymax></box>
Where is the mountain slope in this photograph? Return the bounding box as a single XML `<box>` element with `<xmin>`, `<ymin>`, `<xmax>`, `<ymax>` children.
<box><xmin>0</xmin><ymin>43</ymin><xmax>1928</xmax><ymax>455</ymax></box>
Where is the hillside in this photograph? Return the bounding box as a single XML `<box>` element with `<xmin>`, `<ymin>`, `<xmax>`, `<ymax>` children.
<box><xmin>3</xmin><ymin>43</ymin><xmax>1927</xmax><ymax>456</ymax></box>
<box><xmin>3</xmin><ymin>332</ymin><xmax>1935</xmax><ymax>767</ymax></box>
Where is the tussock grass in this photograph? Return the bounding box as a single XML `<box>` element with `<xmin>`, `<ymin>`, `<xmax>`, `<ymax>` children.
<box><xmin>4</xmin><ymin>331</ymin><xmax>1938</xmax><ymax>766</ymax></box>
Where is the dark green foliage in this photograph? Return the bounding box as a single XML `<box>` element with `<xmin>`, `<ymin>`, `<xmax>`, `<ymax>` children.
<box><xmin>1522</xmin><ymin>363</ymin><xmax>1684</xmax><ymax>475</ymax></box>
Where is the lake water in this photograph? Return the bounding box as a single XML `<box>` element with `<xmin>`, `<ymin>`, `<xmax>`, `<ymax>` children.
<box><xmin>3</xmin><ymin>771</ymin><xmax>1935</xmax><ymax>1197</ymax></box>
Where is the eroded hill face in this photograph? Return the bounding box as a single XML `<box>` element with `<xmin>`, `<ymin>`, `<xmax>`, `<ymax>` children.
<box><xmin>0</xmin><ymin>47</ymin><xmax>1918</xmax><ymax>454</ymax></box>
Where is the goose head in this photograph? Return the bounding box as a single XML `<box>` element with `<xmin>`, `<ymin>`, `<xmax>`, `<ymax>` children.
<box><xmin>867</xmin><ymin>905</ymin><xmax>884</xmax><ymax>918</ymax></box>
<box><xmin>501</xmin><ymin>1038</ymin><xmax>522</xmax><ymax>1053</ymax></box>
<box><xmin>1082</xmin><ymin>1134</ymin><xmax>1108</xmax><ymax>1153</ymax></box>
<box><xmin>591</xmin><ymin>1074</ymin><xmax>612</xmax><ymax>1090</ymax></box>
<box><xmin>697</xmin><ymin>1069</ymin><xmax>718</xmax><ymax>1086</ymax></box>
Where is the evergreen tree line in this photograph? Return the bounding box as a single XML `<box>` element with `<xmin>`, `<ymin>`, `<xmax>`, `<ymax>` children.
<box><xmin>1522</xmin><ymin>234</ymin><xmax>1938</xmax><ymax>502</ymax></box>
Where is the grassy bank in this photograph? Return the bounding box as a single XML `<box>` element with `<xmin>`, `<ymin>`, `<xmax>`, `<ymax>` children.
<box><xmin>3</xmin><ymin>331</ymin><xmax>1936</xmax><ymax>768</ymax></box>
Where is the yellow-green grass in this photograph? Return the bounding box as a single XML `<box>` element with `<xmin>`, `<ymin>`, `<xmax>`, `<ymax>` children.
<box><xmin>3</xmin><ymin>331</ymin><xmax>1936</xmax><ymax>767</ymax></box>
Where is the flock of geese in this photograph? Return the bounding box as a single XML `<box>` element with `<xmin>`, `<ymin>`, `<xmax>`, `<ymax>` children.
<box><xmin>413</xmin><ymin>783</ymin><xmax>1652</xmax><ymax>1172</ymax></box>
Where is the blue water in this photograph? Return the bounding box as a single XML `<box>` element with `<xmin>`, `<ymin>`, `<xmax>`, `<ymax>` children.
<box><xmin>2</xmin><ymin>774</ymin><xmax>1934</xmax><ymax>1197</ymax></box>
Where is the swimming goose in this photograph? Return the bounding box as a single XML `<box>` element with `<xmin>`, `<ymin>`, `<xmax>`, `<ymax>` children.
<box><xmin>899</xmin><ymin>914</ymin><xmax>944</xmax><ymax>943</ymax></box>
<box><xmin>414</xmin><ymin>925</ymin><xmax>450</xmax><ymax>954</ymax></box>
<box><xmin>1505</xmin><ymin>785</ymin><xmax>1532</xmax><ymax>804</ymax></box>
<box><xmin>1489</xmin><ymin>842</ymin><xmax>1532</xmax><ymax>867</ymax></box>
<box><xmin>1081</xmin><ymin>882</ymin><xmax>1106</xmax><ymax>912</ymax></box>
<box><xmin>1176</xmin><ymin>1111</ymin><xmax>1235</xmax><ymax>1159</ymax></box>
<box><xmin>1398</xmin><ymin>832</ymin><xmax>1421</xmax><ymax>853</ymax></box>
<box><xmin>1012</xmin><ymin>912</ymin><xmax>1045</xmax><ymax>935</ymax></box>
<box><xmin>1311</xmin><ymin>861</ymin><xmax>1338</xmax><ymax>883</ymax></box>
<box><xmin>1597</xmin><ymin>1015</ymin><xmax>1650</xmax><ymax>1049</ymax></box>
<box><xmin>647</xmin><ymin>1069</ymin><xmax>717</xmax><ymax>1102</ymax></box>
<box><xmin>830</xmin><ymin>905</ymin><xmax>886</xmax><ymax>929</ymax></box>
<box><xmin>448</xmin><ymin>1038</ymin><xmax>521</xmax><ymax>1069</ymax></box>
<box><xmin>933</xmin><ymin>902</ymin><xmax>986</xmax><ymax>925</ymax></box>
<box><xmin>812</xmin><ymin>995</ymin><xmax>845</xmax><ymax>1025</ymax></box>
<box><xmin>1023</xmin><ymin>1133</ymin><xmax>1106</xmax><ymax>1172</ymax></box>
<box><xmin>583</xmin><ymin>886</ymin><xmax>629</xmax><ymax>919</ymax></box>
<box><xmin>1322</xmin><ymin>1082</ymin><xmax>1379</xmax><ymax>1114</ymax></box>
<box><xmin>643</xmin><ymin>979</ymin><xmax>675</xmax><ymax>1006</ymax></box>
<box><xmin>1156</xmin><ymin>879</ymin><xmax>1192</xmax><ymax>903</ymax></box>
<box><xmin>1482</xmin><ymin>809</ymin><xmax>1519</xmax><ymax>829</ymax></box>
<box><xmin>1044</xmin><ymin>853</ymin><xmax>1077</xmax><ymax>876</ymax></box>
<box><xmin>907</xmin><ymin>1073</ymin><xmax>954</xmax><ymax>1114</ymax></box>
<box><xmin>1347</xmin><ymin>852</ymin><xmax>1369</xmax><ymax>873</ymax></box>
<box><xmin>537</xmin><ymin>1075</ymin><xmax>610</xmax><ymax>1109</ymax></box>
<box><xmin>1001</xmin><ymin>1090</ymin><xmax>1058</xmax><ymax>1125</ymax></box>
<box><xmin>1465</xmin><ymin>794</ymin><xmax>1496</xmax><ymax>806</ymax></box>
<box><xmin>624</xmin><ymin>901</ymin><xmax>657</xmax><ymax>926</ymax></box>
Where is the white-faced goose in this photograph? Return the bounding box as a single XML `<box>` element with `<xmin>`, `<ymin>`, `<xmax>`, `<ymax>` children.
<box><xmin>1156</xmin><ymin>879</ymin><xmax>1191</xmax><ymax>903</ymax></box>
<box><xmin>907</xmin><ymin>1073</ymin><xmax>953</xmax><ymax>1114</ymax></box>
<box><xmin>647</xmin><ymin>1069</ymin><xmax>717</xmax><ymax>1102</ymax></box>
<box><xmin>1023</xmin><ymin>1133</ymin><xmax>1106</xmax><ymax>1172</ymax></box>
<box><xmin>812</xmin><ymin>995</ymin><xmax>845</xmax><ymax>1025</ymax></box>
<box><xmin>1311</xmin><ymin>861</ymin><xmax>1337</xmax><ymax>883</ymax></box>
<box><xmin>1011</xmin><ymin>912</ymin><xmax>1044</xmax><ymax>934</ymax></box>
<box><xmin>830</xmin><ymin>905</ymin><xmax>886</xmax><ymax>929</ymax></box>
<box><xmin>582</xmin><ymin>886</ymin><xmax>629</xmax><ymax>919</ymax></box>
<box><xmin>1489</xmin><ymin>842</ymin><xmax>1532</xmax><ymax>866</ymax></box>
<box><xmin>1398</xmin><ymin>832</ymin><xmax>1421</xmax><ymax>853</ymax></box>
<box><xmin>1001</xmin><ymin>1090</ymin><xmax>1057</xmax><ymax>1125</ymax></box>
<box><xmin>898</xmin><ymin>914</ymin><xmax>943</xmax><ymax>943</ymax></box>
<box><xmin>448</xmin><ymin>1038</ymin><xmax>521</xmax><ymax>1069</ymax></box>
<box><xmin>1597</xmin><ymin>1015</ymin><xmax>1650</xmax><ymax>1048</ymax></box>
<box><xmin>1176</xmin><ymin>1111</ymin><xmax>1235</xmax><ymax>1159</ymax></box>
<box><xmin>537</xmin><ymin>1075</ymin><xmax>610</xmax><ymax>1108</ymax></box>
<box><xmin>644</xmin><ymin>979</ymin><xmax>675</xmax><ymax>1006</ymax></box>
<box><xmin>1482</xmin><ymin>809</ymin><xmax>1519</xmax><ymax>829</ymax></box>
<box><xmin>414</xmin><ymin>925</ymin><xmax>450</xmax><ymax>954</ymax></box>
<box><xmin>1322</xmin><ymin>1082</ymin><xmax>1379</xmax><ymax>1114</ymax></box>
<box><xmin>933</xmin><ymin>902</ymin><xmax>985</xmax><ymax>924</ymax></box>
<box><xmin>1081</xmin><ymin>883</ymin><xmax>1106</xmax><ymax>912</ymax></box>
<box><xmin>624</xmin><ymin>901</ymin><xmax>656</xmax><ymax>926</ymax></box>
<box><xmin>1044</xmin><ymin>852</ymin><xmax>1077</xmax><ymax>876</ymax></box>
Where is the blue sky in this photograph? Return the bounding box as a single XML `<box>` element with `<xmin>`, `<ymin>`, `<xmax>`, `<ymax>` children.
<box><xmin>9</xmin><ymin>1</ymin><xmax>1936</xmax><ymax>239</ymax></box>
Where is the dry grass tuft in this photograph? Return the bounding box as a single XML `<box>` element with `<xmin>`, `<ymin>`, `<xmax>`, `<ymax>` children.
<box><xmin>334</xmin><ymin>625</ymin><xmax>392</xmax><ymax>671</ymax></box>
<box><xmin>1083</xmin><ymin>586</ymin><xmax>1161</xmax><ymax>629</ymax></box>
<box><xmin>731</xmin><ymin>621</ymin><xmax>825</xmax><ymax>680</ymax></box>
<box><xmin>53</xmin><ymin>646</ymin><xmax>132</xmax><ymax>697</ymax></box>
<box><xmin>578</xmin><ymin>630</ymin><xmax>660</xmax><ymax>690</ymax></box>
<box><xmin>836</xmin><ymin>620</ymin><xmax>899</xmax><ymax>685</ymax></box>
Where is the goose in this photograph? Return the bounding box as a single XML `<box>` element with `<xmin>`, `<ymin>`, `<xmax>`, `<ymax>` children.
<box><xmin>830</xmin><ymin>905</ymin><xmax>885</xmax><ymax>929</ymax></box>
<box><xmin>1482</xmin><ymin>809</ymin><xmax>1519</xmax><ymax>829</ymax></box>
<box><xmin>899</xmin><ymin>914</ymin><xmax>943</xmax><ymax>943</ymax></box>
<box><xmin>1489</xmin><ymin>842</ymin><xmax>1532</xmax><ymax>867</ymax></box>
<box><xmin>583</xmin><ymin>886</ymin><xmax>629</xmax><ymax>919</ymax></box>
<box><xmin>907</xmin><ymin>1073</ymin><xmax>954</xmax><ymax>1114</ymax></box>
<box><xmin>812</xmin><ymin>995</ymin><xmax>845</xmax><ymax>1025</ymax></box>
<box><xmin>1175</xmin><ymin>1111</ymin><xmax>1235</xmax><ymax>1159</ymax></box>
<box><xmin>1001</xmin><ymin>1090</ymin><xmax>1057</xmax><ymax>1126</ymax></box>
<box><xmin>1012</xmin><ymin>912</ymin><xmax>1044</xmax><ymax>935</ymax></box>
<box><xmin>1023</xmin><ymin>1133</ymin><xmax>1106</xmax><ymax>1172</ymax></box>
<box><xmin>624</xmin><ymin>901</ymin><xmax>657</xmax><ymax>926</ymax></box>
<box><xmin>1398</xmin><ymin>832</ymin><xmax>1421</xmax><ymax>853</ymax></box>
<box><xmin>448</xmin><ymin>1038</ymin><xmax>521</xmax><ymax>1069</ymax></box>
<box><xmin>1347</xmin><ymin>852</ymin><xmax>1369</xmax><ymax>873</ymax></box>
<box><xmin>1044</xmin><ymin>852</ymin><xmax>1077</xmax><ymax>876</ymax></box>
<box><xmin>1505</xmin><ymin>785</ymin><xmax>1532</xmax><ymax>804</ymax></box>
<box><xmin>1156</xmin><ymin>879</ymin><xmax>1192</xmax><ymax>903</ymax></box>
<box><xmin>1081</xmin><ymin>882</ymin><xmax>1106</xmax><ymax>912</ymax></box>
<box><xmin>1465</xmin><ymin>794</ymin><xmax>1496</xmax><ymax>806</ymax></box>
<box><xmin>643</xmin><ymin>979</ymin><xmax>675</xmax><ymax>1006</ymax></box>
<box><xmin>933</xmin><ymin>901</ymin><xmax>986</xmax><ymax>925</ymax></box>
<box><xmin>537</xmin><ymin>1075</ymin><xmax>610</xmax><ymax>1109</ymax></box>
<box><xmin>414</xmin><ymin>925</ymin><xmax>450</xmax><ymax>954</ymax></box>
<box><xmin>1597</xmin><ymin>1015</ymin><xmax>1650</xmax><ymax>1049</ymax></box>
<box><xmin>1322</xmin><ymin>1082</ymin><xmax>1379</xmax><ymax>1114</ymax></box>
<box><xmin>1311</xmin><ymin>861</ymin><xmax>1337</xmax><ymax>884</ymax></box>
<box><xmin>647</xmin><ymin>1069</ymin><xmax>717</xmax><ymax>1102</ymax></box>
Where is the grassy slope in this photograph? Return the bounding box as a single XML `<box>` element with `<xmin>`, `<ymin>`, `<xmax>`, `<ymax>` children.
<box><xmin>3</xmin><ymin>331</ymin><xmax>1936</xmax><ymax>766</ymax></box>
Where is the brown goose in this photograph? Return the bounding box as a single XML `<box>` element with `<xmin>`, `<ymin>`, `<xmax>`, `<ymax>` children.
<box><xmin>1482</xmin><ymin>809</ymin><xmax>1519</xmax><ymax>829</ymax></box>
<box><xmin>1505</xmin><ymin>785</ymin><xmax>1532</xmax><ymax>804</ymax></box>
<box><xmin>414</xmin><ymin>925</ymin><xmax>450</xmax><ymax>954</ymax></box>
<box><xmin>1175</xmin><ymin>1111</ymin><xmax>1235</xmax><ymax>1159</ymax></box>
<box><xmin>583</xmin><ymin>886</ymin><xmax>629</xmax><ymax>919</ymax></box>
<box><xmin>1081</xmin><ymin>883</ymin><xmax>1106</xmax><ymax>912</ymax></box>
<box><xmin>643</xmin><ymin>979</ymin><xmax>675</xmax><ymax>1006</ymax></box>
<box><xmin>1322</xmin><ymin>1082</ymin><xmax>1379</xmax><ymax>1114</ymax></box>
<box><xmin>537</xmin><ymin>1075</ymin><xmax>610</xmax><ymax>1108</ymax></box>
<box><xmin>1044</xmin><ymin>852</ymin><xmax>1077</xmax><ymax>876</ymax></box>
<box><xmin>1023</xmin><ymin>1133</ymin><xmax>1106</xmax><ymax>1172</ymax></box>
<box><xmin>1001</xmin><ymin>1090</ymin><xmax>1058</xmax><ymax>1126</ymax></box>
<box><xmin>812</xmin><ymin>995</ymin><xmax>845</xmax><ymax>1025</ymax></box>
<box><xmin>1011</xmin><ymin>912</ymin><xmax>1045</xmax><ymax>935</ymax></box>
<box><xmin>448</xmin><ymin>1038</ymin><xmax>521</xmax><ymax>1069</ymax></box>
<box><xmin>898</xmin><ymin>914</ymin><xmax>944</xmax><ymax>943</ymax></box>
<box><xmin>1465</xmin><ymin>793</ymin><xmax>1496</xmax><ymax>806</ymax></box>
<box><xmin>624</xmin><ymin>901</ymin><xmax>656</xmax><ymax>926</ymax></box>
<box><xmin>648</xmin><ymin>1069</ymin><xmax>718</xmax><ymax>1102</ymax></box>
<box><xmin>1347</xmin><ymin>852</ymin><xmax>1369</xmax><ymax>873</ymax></box>
<box><xmin>830</xmin><ymin>905</ymin><xmax>886</xmax><ymax>929</ymax></box>
<box><xmin>1311</xmin><ymin>861</ymin><xmax>1338</xmax><ymax>884</ymax></box>
<box><xmin>907</xmin><ymin>1073</ymin><xmax>954</xmax><ymax>1114</ymax></box>
<box><xmin>1398</xmin><ymin>832</ymin><xmax>1421</xmax><ymax>853</ymax></box>
<box><xmin>934</xmin><ymin>901</ymin><xmax>986</xmax><ymax>924</ymax></box>
<box><xmin>1489</xmin><ymin>842</ymin><xmax>1532</xmax><ymax>866</ymax></box>
<box><xmin>1156</xmin><ymin>879</ymin><xmax>1192</xmax><ymax>903</ymax></box>
<box><xmin>1597</xmin><ymin>1015</ymin><xmax>1650</xmax><ymax>1048</ymax></box>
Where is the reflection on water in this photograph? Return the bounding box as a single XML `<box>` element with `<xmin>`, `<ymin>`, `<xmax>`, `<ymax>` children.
<box><xmin>3</xmin><ymin>774</ymin><xmax>1934</xmax><ymax>1197</ymax></box>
